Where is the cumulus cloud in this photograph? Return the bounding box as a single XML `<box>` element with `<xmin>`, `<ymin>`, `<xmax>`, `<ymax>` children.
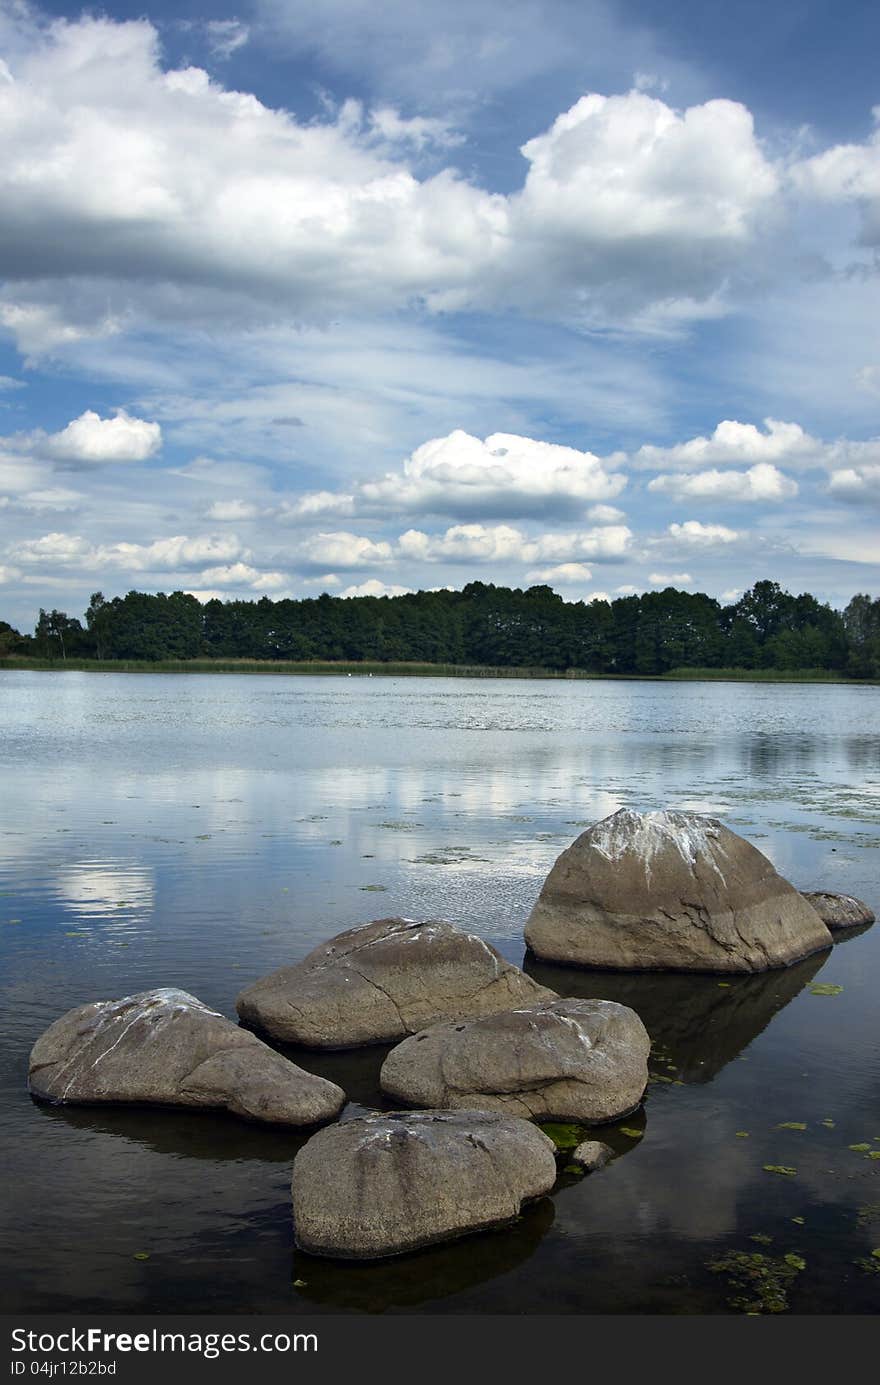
<box><xmin>198</xmin><ymin>562</ymin><xmax>287</xmax><ymax>590</ymax></box>
<box><xmin>397</xmin><ymin>521</ymin><xmax>631</xmax><ymax>564</ymax></box>
<box><xmin>296</xmin><ymin>531</ymin><xmax>394</xmax><ymax>570</ymax></box>
<box><xmin>0</xmin><ymin>563</ymin><xmax>23</xmax><ymax>583</ymax></box>
<box><xmin>8</xmin><ymin>530</ymin><xmax>246</xmax><ymax>571</ymax></box>
<box><xmin>827</xmin><ymin>465</ymin><xmax>880</xmax><ymax>503</ymax></box>
<box><xmin>647</xmin><ymin>463</ymin><xmax>798</xmax><ymax>502</ymax></box>
<box><xmin>40</xmin><ymin>410</ymin><xmax>161</xmax><ymax>464</ymax></box>
<box><xmin>631</xmin><ymin>418</ymin><xmax>819</xmax><ymax>471</ymax></box>
<box><xmin>649</xmin><ymin>571</ymin><xmax>693</xmax><ymax>586</ymax></box>
<box><xmin>790</xmin><ymin>108</ymin><xmax>880</xmax><ymax>246</ymax></box>
<box><xmin>340</xmin><ymin>579</ymin><xmax>412</xmax><ymax>598</ymax></box>
<box><xmin>285</xmin><ymin>430</ymin><xmax>627</xmax><ymax>524</ymax></box>
<box><xmin>667</xmin><ymin>520</ymin><xmax>739</xmax><ymax>545</ymax></box>
<box><xmin>0</xmin><ymin>15</ymin><xmax>787</xmax><ymax>353</ymax></box>
<box><xmin>525</xmin><ymin>562</ymin><xmax>593</xmax><ymax>584</ymax></box>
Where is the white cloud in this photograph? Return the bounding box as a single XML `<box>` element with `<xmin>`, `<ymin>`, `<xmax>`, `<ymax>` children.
<box><xmin>339</xmin><ymin>579</ymin><xmax>412</xmax><ymax>598</ymax></box>
<box><xmin>357</xmin><ymin>429</ymin><xmax>627</xmax><ymax>519</ymax></box>
<box><xmin>0</xmin><ymin>563</ymin><xmax>23</xmax><ymax>583</ymax></box>
<box><xmin>367</xmin><ymin>107</ymin><xmax>464</xmax><ymax>151</ymax></box>
<box><xmin>0</xmin><ymin>16</ymin><xmax>786</xmax><ymax>353</ymax></box>
<box><xmin>40</xmin><ymin>410</ymin><xmax>161</xmax><ymax>464</ymax></box>
<box><xmin>647</xmin><ymin>463</ymin><xmax>798</xmax><ymax>502</ymax></box>
<box><xmin>297</xmin><ymin>531</ymin><xmax>394</xmax><ymax>570</ymax></box>
<box><xmin>587</xmin><ymin>503</ymin><xmax>626</xmax><ymax>523</ymax></box>
<box><xmin>525</xmin><ymin>562</ymin><xmax>593</xmax><ymax>584</ymax></box>
<box><xmin>790</xmin><ymin>108</ymin><xmax>880</xmax><ymax>246</ymax></box>
<box><xmin>632</xmin><ymin>418</ymin><xmax>819</xmax><ymax>471</ymax></box>
<box><xmin>649</xmin><ymin>571</ymin><xmax>693</xmax><ymax>586</ymax></box>
<box><xmin>397</xmin><ymin>521</ymin><xmax>631</xmax><ymax>564</ymax></box>
<box><xmin>493</xmin><ymin>89</ymin><xmax>779</xmax><ymax>330</ymax></box>
<box><xmin>8</xmin><ymin>530</ymin><xmax>246</xmax><ymax>571</ymax></box>
<box><xmin>281</xmin><ymin>429</ymin><xmax>627</xmax><ymax>525</ymax></box>
<box><xmin>667</xmin><ymin>520</ymin><xmax>739</xmax><ymax>545</ymax></box>
<box><xmin>204</xmin><ymin>20</ymin><xmax>250</xmax><ymax>61</ymax></box>
<box><xmin>827</xmin><ymin>465</ymin><xmax>880</xmax><ymax>503</ymax></box>
<box><xmin>198</xmin><ymin>562</ymin><xmax>287</xmax><ymax>590</ymax></box>
<box><xmin>302</xmin><ymin>573</ymin><xmax>341</xmax><ymax>588</ymax></box>
<box><xmin>10</xmin><ymin>531</ymin><xmax>92</xmax><ymax>564</ymax></box>
<box><xmin>205</xmin><ymin>499</ymin><xmax>260</xmax><ymax>522</ymax></box>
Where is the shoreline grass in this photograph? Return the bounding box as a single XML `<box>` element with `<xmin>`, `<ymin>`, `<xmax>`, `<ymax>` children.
<box><xmin>0</xmin><ymin>656</ymin><xmax>874</xmax><ymax>684</ymax></box>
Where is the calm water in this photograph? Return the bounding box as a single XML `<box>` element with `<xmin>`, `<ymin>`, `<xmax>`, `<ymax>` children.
<box><xmin>1</xmin><ymin>671</ymin><xmax>879</xmax><ymax>1315</ymax></box>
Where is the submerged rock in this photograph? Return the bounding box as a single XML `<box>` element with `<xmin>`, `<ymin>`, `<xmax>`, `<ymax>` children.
<box><xmin>379</xmin><ymin>997</ymin><xmax>649</xmax><ymax>1124</ymax></box>
<box><xmin>236</xmin><ymin>917</ymin><xmax>556</xmax><ymax>1048</ymax></box>
<box><xmin>291</xmin><ymin>1108</ymin><xmax>558</xmax><ymax>1260</ymax></box>
<box><xmin>801</xmin><ymin>891</ymin><xmax>875</xmax><ymax>930</ymax></box>
<box><xmin>28</xmin><ymin>988</ymin><xmax>345</xmax><ymax>1127</ymax></box>
<box><xmin>571</xmin><ymin>1140</ymin><xmax>614</xmax><ymax>1171</ymax></box>
<box><xmin>524</xmin><ymin>809</ymin><xmax>833</xmax><ymax>973</ymax></box>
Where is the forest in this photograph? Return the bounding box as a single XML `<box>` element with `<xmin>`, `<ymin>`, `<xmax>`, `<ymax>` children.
<box><xmin>1</xmin><ymin>580</ymin><xmax>879</xmax><ymax>678</ymax></box>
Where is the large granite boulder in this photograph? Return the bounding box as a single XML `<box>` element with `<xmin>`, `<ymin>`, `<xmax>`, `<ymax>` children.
<box><xmin>524</xmin><ymin>809</ymin><xmax>833</xmax><ymax>973</ymax></box>
<box><xmin>801</xmin><ymin>891</ymin><xmax>875</xmax><ymax>930</ymax></box>
<box><xmin>291</xmin><ymin>1109</ymin><xmax>558</xmax><ymax>1260</ymax></box>
<box><xmin>28</xmin><ymin>988</ymin><xmax>345</xmax><ymax>1127</ymax></box>
<box><xmin>237</xmin><ymin>917</ymin><xmax>556</xmax><ymax>1048</ymax></box>
<box><xmin>379</xmin><ymin>997</ymin><xmax>649</xmax><ymax>1123</ymax></box>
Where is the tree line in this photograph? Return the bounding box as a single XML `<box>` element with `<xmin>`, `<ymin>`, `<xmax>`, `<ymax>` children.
<box><xmin>1</xmin><ymin>580</ymin><xmax>878</xmax><ymax>678</ymax></box>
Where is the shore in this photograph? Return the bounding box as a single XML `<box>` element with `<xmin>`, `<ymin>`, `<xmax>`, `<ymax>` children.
<box><xmin>0</xmin><ymin>657</ymin><xmax>873</xmax><ymax>683</ymax></box>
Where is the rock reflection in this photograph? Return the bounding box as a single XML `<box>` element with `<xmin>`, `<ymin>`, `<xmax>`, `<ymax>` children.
<box><xmin>33</xmin><ymin>1099</ymin><xmax>311</xmax><ymax>1165</ymax></box>
<box><xmin>524</xmin><ymin>950</ymin><xmax>830</xmax><ymax>1082</ymax></box>
<box><xmin>290</xmin><ymin>1196</ymin><xmax>556</xmax><ymax>1311</ymax></box>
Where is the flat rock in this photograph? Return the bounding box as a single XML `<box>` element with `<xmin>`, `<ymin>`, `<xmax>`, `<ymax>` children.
<box><xmin>291</xmin><ymin>1108</ymin><xmax>558</xmax><ymax>1260</ymax></box>
<box><xmin>379</xmin><ymin>997</ymin><xmax>650</xmax><ymax>1124</ymax></box>
<box><xmin>28</xmin><ymin>988</ymin><xmax>345</xmax><ymax>1127</ymax></box>
<box><xmin>524</xmin><ymin>809</ymin><xmax>833</xmax><ymax>973</ymax></box>
<box><xmin>571</xmin><ymin>1140</ymin><xmax>614</xmax><ymax>1171</ymax></box>
<box><xmin>236</xmin><ymin>917</ymin><xmax>556</xmax><ymax>1048</ymax></box>
<box><xmin>801</xmin><ymin>890</ymin><xmax>875</xmax><ymax>930</ymax></box>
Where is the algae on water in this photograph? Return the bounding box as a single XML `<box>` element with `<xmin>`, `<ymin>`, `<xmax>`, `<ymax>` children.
<box><xmin>707</xmin><ymin>1249</ymin><xmax>805</xmax><ymax>1314</ymax></box>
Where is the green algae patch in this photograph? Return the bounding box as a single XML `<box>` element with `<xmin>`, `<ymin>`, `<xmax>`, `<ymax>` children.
<box><xmin>750</xmin><ymin>1233</ymin><xmax>773</xmax><ymax>1245</ymax></box>
<box><xmin>821</xmin><ymin>1119</ymin><xmax>835</xmax><ymax>1128</ymax></box>
<box><xmin>618</xmin><ymin>1127</ymin><xmax>644</xmax><ymax>1139</ymax></box>
<box><xmin>707</xmin><ymin>1249</ymin><xmax>806</xmax><ymax>1314</ymax></box>
<box><xmin>791</xmin><ymin>1216</ymin><xmax>805</xmax><ymax>1225</ymax></box>
<box><xmin>778</xmin><ymin>1122</ymin><xmax>807</xmax><ymax>1131</ymax></box>
<box><xmin>133</xmin><ymin>1252</ymin><xmax>150</xmax><ymax>1261</ymax></box>
<box><xmin>563</xmin><ymin>1164</ymin><xmax>585</xmax><ymax>1175</ymax></box>
<box><xmin>808</xmin><ymin>983</ymin><xmax>843</xmax><ymax>996</ymax></box>
<box><xmin>539</xmin><ymin>1122</ymin><xmax>586</xmax><ymax>1151</ymax></box>
<box><xmin>849</xmin><ymin>1143</ymin><xmax>871</xmax><ymax>1152</ymax></box>
<box><xmin>764</xmin><ymin>1165</ymin><xmax>797</xmax><ymax>1176</ymax></box>
<box><xmin>735</xmin><ymin>1131</ymin><xmax>750</xmax><ymax>1139</ymax></box>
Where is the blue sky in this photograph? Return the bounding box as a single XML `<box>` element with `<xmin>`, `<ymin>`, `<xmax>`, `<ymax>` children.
<box><xmin>1</xmin><ymin>0</ymin><xmax>879</xmax><ymax>629</ymax></box>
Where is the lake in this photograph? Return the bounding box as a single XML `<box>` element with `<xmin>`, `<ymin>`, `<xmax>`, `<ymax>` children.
<box><xmin>1</xmin><ymin>670</ymin><xmax>878</xmax><ymax>1314</ymax></box>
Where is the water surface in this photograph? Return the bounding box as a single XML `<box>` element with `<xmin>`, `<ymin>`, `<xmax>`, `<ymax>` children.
<box><xmin>1</xmin><ymin>672</ymin><xmax>878</xmax><ymax>1313</ymax></box>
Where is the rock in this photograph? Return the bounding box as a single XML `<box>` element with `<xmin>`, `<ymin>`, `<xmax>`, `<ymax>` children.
<box><xmin>524</xmin><ymin>809</ymin><xmax>833</xmax><ymax>974</ymax></box>
<box><xmin>28</xmin><ymin>988</ymin><xmax>345</xmax><ymax>1127</ymax></box>
<box><xmin>236</xmin><ymin>917</ymin><xmax>556</xmax><ymax>1048</ymax></box>
<box><xmin>379</xmin><ymin>997</ymin><xmax>649</xmax><ymax>1123</ymax></box>
<box><xmin>291</xmin><ymin>1108</ymin><xmax>558</xmax><ymax>1260</ymax></box>
<box><xmin>801</xmin><ymin>891</ymin><xmax>875</xmax><ymax>930</ymax></box>
<box><xmin>571</xmin><ymin>1140</ymin><xmax>614</xmax><ymax>1171</ymax></box>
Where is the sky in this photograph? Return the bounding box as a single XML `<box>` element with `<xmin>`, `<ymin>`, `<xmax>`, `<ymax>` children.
<box><xmin>0</xmin><ymin>0</ymin><xmax>879</xmax><ymax>630</ymax></box>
